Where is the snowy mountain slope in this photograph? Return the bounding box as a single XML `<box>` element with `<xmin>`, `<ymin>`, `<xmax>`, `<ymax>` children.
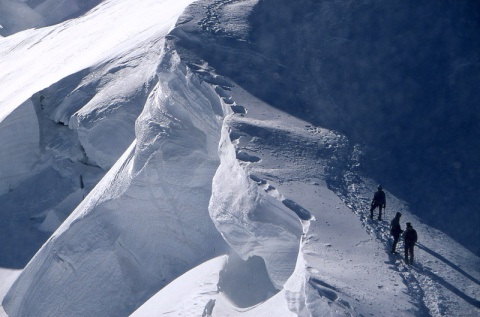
<box><xmin>0</xmin><ymin>0</ymin><xmax>191</xmax><ymax>196</ymax></box>
<box><xmin>0</xmin><ymin>0</ymin><xmax>101</xmax><ymax>37</ymax></box>
<box><xmin>0</xmin><ymin>0</ymin><xmax>479</xmax><ymax>317</ymax></box>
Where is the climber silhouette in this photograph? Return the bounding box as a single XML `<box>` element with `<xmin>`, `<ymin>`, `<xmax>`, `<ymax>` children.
<box><xmin>370</xmin><ymin>185</ymin><xmax>386</xmax><ymax>221</ymax></box>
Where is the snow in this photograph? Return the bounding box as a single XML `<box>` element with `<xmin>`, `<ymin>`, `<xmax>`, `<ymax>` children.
<box><xmin>130</xmin><ymin>256</ymin><xmax>228</xmax><ymax>317</ymax></box>
<box><xmin>0</xmin><ymin>0</ymin><xmax>44</xmax><ymax>37</ymax></box>
<box><xmin>1</xmin><ymin>0</ymin><xmax>479</xmax><ymax>317</ymax></box>
<box><xmin>209</xmin><ymin>117</ymin><xmax>302</xmax><ymax>289</ymax></box>
<box><xmin>0</xmin><ymin>99</ymin><xmax>39</xmax><ymax>195</ymax></box>
<box><xmin>0</xmin><ymin>269</ymin><xmax>20</xmax><ymax>317</ymax></box>
<box><xmin>0</xmin><ymin>0</ymin><xmax>101</xmax><ymax>37</ymax></box>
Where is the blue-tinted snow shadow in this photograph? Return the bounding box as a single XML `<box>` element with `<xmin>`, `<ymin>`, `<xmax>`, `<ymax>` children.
<box><xmin>412</xmin><ymin>265</ymin><xmax>480</xmax><ymax>309</ymax></box>
<box><xmin>0</xmin><ymin>168</ymin><xmax>73</xmax><ymax>269</ymax></box>
<box><xmin>416</xmin><ymin>243</ymin><xmax>480</xmax><ymax>286</ymax></box>
<box><xmin>1</xmin><ymin>0</ymin><xmax>103</xmax><ymax>37</ymax></box>
<box><xmin>218</xmin><ymin>254</ymin><xmax>278</xmax><ymax>308</ymax></box>
<box><xmin>414</xmin><ymin>244</ymin><xmax>480</xmax><ymax>308</ymax></box>
<box><xmin>282</xmin><ymin>199</ymin><xmax>312</xmax><ymax>221</ymax></box>
<box><xmin>0</xmin><ymin>205</ymin><xmax>50</xmax><ymax>269</ymax></box>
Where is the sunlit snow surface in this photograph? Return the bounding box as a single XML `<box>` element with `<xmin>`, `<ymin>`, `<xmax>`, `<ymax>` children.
<box><xmin>0</xmin><ymin>0</ymin><xmax>479</xmax><ymax>317</ymax></box>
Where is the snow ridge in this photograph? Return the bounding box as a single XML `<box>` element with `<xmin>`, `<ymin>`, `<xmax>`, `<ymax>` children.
<box><xmin>147</xmin><ymin>1</ymin><xmax>480</xmax><ymax>315</ymax></box>
<box><xmin>1</xmin><ymin>0</ymin><xmax>479</xmax><ymax>316</ymax></box>
<box><xmin>209</xmin><ymin>104</ymin><xmax>303</xmax><ymax>290</ymax></box>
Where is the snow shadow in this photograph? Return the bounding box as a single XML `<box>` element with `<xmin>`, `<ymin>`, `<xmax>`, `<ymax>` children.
<box><xmin>412</xmin><ymin>264</ymin><xmax>480</xmax><ymax>309</ymax></box>
<box><xmin>236</xmin><ymin>150</ymin><xmax>260</xmax><ymax>163</ymax></box>
<box><xmin>36</xmin><ymin>68</ymin><xmax>94</xmax><ymax>124</ymax></box>
<box><xmin>416</xmin><ymin>243</ymin><xmax>480</xmax><ymax>287</ymax></box>
<box><xmin>217</xmin><ymin>254</ymin><xmax>278</xmax><ymax>308</ymax></box>
<box><xmin>0</xmin><ymin>168</ymin><xmax>69</xmax><ymax>268</ymax></box>
<box><xmin>248</xmin><ymin>174</ymin><xmax>313</xmax><ymax>221</ymax></box>
<box><xmin>0</xmin><ymin>0</ymin><xmax>103</xmax><ymax>37</ymax></box>
<box><xmin>202</xmin><ymin>299</ymin><xmax>215</xmax><ymax>317</ymax></box>
<box><xmin>308</xmin><ymin>277</ymin><xmax>354</xmax><ymax>312</ymax></box>
<box><xmin>282</xmin><ymin>199</ymin><xmax>312</xmax><ymax>221</ymax></box>
<box><xmin>308</xmin><ymin>278</ymin><xmax>339</xmax><ymax>302</ymax></box>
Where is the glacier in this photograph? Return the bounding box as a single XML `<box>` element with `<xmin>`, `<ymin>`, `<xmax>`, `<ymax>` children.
<box><xmin>0</xmin><ymin>0</ymin><xmax>479</xmax><ymax>316</ymax></box>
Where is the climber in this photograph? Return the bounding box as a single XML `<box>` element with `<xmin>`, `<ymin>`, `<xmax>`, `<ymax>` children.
<box><xmin>370</xmin><ymin>185</ymin><xmax>386</xmax><ymax>221</ymax></box>
<box><xmin>389</xmin><ymin>212</ymin><xmax>403</xmax><ymax>254</ymax></box>
<box><xmin>403</xmin><ymin>222</ymin><xmax>418</xmax><ymax>264</ymax></box>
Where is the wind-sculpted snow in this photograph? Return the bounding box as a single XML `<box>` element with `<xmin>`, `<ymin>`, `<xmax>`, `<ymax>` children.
<box><xmin>0</xmin><ymin>0</ymin><xmax>197</xmax><ymax>233</ymax></box>
<box><xmin>4</xmin><ymin>45</ymin><xmax>227</xmax><ymax>316</ymax></box>
<box><xmin>209</xmin><ymin>119</ymin><xmax>303</xmax><ymax>289</ymax></box>
<box><xmin>0</xmin><ymin>3</ymin><xmax>198</xmax><ymax>310</ymax></box>
<box><xmin>0</xmin><ymin>0</ymin><xmax>192</xmax><ymax>122</ymax></box>
<box><xmin>39</xmin><ymin>36</ymin><xmax>161</xmax><ymax>169</ymax></box>
<box><xmin>2</xmin><ymin>0</ymin><xmax>480</xmax><ymax>316</ymax></box>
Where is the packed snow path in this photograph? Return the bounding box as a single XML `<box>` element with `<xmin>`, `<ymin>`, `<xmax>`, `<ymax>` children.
<box><xmin>328</xmin><ymin>161</ymin><xmax>480</xmax><ymax>316</ymax></box>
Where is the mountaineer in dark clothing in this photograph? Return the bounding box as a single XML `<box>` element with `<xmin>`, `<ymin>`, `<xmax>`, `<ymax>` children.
<box><xmin>403</xmin><ymin>222</ymin><xmax>418</xmax><ymax>264</ymax></box>
<box><xmin>370</xmin><ymin>185</ymin><xmax>386</xmax><ymax>221</ymax></box>
<box><xmin>390</xmin><ymin>212</ymin><xmax>403</xmax><ymax>254</ymax></box>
